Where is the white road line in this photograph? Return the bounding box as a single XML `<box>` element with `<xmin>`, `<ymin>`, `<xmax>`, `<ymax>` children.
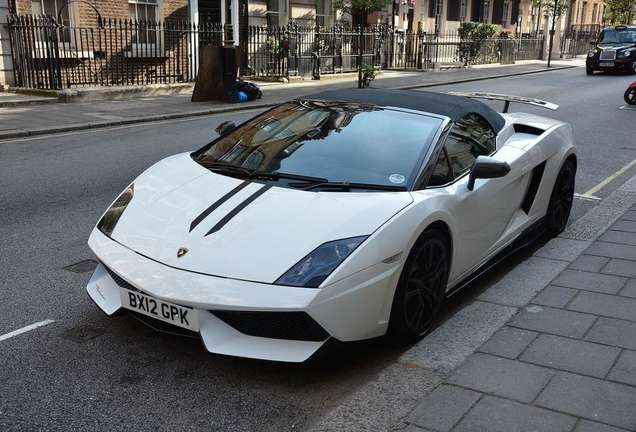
<box><xmin>583</xmin><ymin>158</ymin><xmax>636</xmax><ymax>198</ymax></box>
<box><xmin>574</xmin><ymin>193</ymin><xmax>601</xmax><ymax>201</ymax></box>
<box><xmin>0</xmin><ymin>320</ymin><xmax>55</xmax><ymax>342</ymax></box>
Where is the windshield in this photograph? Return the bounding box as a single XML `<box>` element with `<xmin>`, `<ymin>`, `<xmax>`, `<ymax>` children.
<box><xmin>599</xmin><ymin>28</ymin><xmax>636</xmax><ymax>44</ymax></box>
<box><xmin>193</xmin><ymin>101</ymin><xmax>443</xmax><ymax>189</ymax></box>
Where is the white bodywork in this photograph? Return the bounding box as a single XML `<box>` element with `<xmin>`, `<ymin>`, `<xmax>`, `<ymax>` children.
<box><xmin>87</xmin><ymin>109</ymin><xmax>576</xmax><ymax>362</ymax></box>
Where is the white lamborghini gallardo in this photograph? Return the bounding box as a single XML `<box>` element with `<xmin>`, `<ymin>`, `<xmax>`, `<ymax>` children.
<box><xmin>86</xmin><ymin>89</ymin><xmax>576</xmax><ymax>362</ymax></box>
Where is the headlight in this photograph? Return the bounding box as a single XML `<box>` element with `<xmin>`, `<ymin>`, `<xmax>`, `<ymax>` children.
<box><xmin>97</xmin><ymin>183</ymin><xmax>134</xmax><ymax>237</ymax></box>
<box><xmin>588</xmin><ymin>50</ymin><xmax>596</xmax><ymax>57</ymax></box>
<box><xmin>619</xmin><ymin>49</ymin><xmax>633</xmax><ymax>58</ymax></box>
<box><xmin>275</xmin><ymin>236</ymin><xmax>368</xmax><ymax>288</ymax></box>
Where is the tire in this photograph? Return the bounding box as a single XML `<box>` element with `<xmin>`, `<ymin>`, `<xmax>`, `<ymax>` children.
<box><xmin>625</xmin><ymin>88</ymin><xmax>636</xmax><ymax>105</ymax></box>
<box><xmin>545</xmin><ymin>160</ymin><xmax>576</xmax><ymax>236</ymax></box>
<box><xmin>388</xmin><ymin>228</ymin><xmax>450</xmax><ymax>342</ymax></box>
<box><xmin>586</xmin><ymin>66</ymin><xmax>594</xmax><ymax>75</ymax></box>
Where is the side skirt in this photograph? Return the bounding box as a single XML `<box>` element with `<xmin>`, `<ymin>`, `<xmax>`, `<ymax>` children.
<box><xmin>445</xmin><ymin>217</ymin><xmax>547</xmax><ymax>299</ymax></box>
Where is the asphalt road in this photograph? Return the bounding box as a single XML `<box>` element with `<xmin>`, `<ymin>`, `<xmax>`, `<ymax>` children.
<box><xmin>1</xmin><ymin>66</ymin><xmax>635</xmax><ymax>431</ymax></box>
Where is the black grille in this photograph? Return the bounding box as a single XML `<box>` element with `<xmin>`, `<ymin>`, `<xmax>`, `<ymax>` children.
<box><xmin>211</xmin><ymin>310</ymin><xmax>329</xmax><ymax>342</ymax></box>
<box><xmin>130</xmin><ymin>312</ymin><xmax>199</xmax><ymax>338</ymax></box>
<box><xmin>104</xmin><ymin>265</ymin><xmax>137</xmax><ymax>291</ymax></box>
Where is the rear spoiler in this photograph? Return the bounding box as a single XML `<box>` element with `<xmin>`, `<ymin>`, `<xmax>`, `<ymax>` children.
<box><xmin>447</xmin><ymin>92</ymin><xmax>559</xmax><ymax>113</ymax></box>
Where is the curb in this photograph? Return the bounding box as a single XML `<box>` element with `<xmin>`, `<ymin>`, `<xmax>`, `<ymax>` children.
<box><xmin>0</xmin><ymin>98</ymin><xmax>59</xmax><ymax>108</ymax></box>
<box><xmin>0</xmin><ymin>64</ymin><xmax>577</xmax><ymax>141</ymax></box>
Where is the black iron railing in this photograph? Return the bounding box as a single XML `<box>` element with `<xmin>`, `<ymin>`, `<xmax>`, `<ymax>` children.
<box><xmin>8</xmin><ymin>14</ymin><xmax>223</xmax><ymax>89</ymax></box>
<box><xmin>8</xmin><ymin>14</ymin><xmax>546</xmax><ymax>90</ymax></box>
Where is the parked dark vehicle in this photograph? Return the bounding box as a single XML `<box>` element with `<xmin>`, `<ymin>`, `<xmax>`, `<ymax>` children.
<box><xmin>625</xmin><ymin>81</ymin><xmax>636</xmax><ymax>105</ymax></box>
<box><xmin>586</xmin><ymin>25</ymin><xmax>636</xmax><ymax>75</ymax></box>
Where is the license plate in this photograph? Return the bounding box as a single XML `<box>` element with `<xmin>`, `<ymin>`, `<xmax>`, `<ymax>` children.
<box><xmin>599</xmin><ymin>62</ymin><xmax>615</xmax><ymax>67</ymax></box>
<box><xmin>120</xmin><ymin>288</ymin><xmax>199</xmax><ymax>331</ymax></box>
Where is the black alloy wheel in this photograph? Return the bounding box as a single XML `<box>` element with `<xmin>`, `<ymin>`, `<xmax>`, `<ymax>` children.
<box><xmin>546</xmin><ymin>160</ymin><xmax>576</xmax><ymax>236</ymax></box>
<box><xmin>625</xmin><ymin>87</ymin><xmax>636</xmax><ymax>105</ymax></box>
<box><xmin>388</xmin><ymin>228</ymin><xmax>450</xmax><ymax>342</ymax></box>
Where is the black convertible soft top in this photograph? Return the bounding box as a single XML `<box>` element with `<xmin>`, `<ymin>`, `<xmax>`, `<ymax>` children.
<box><xmin>305</xmin><ymin>88</ymin><xmax>506</xmax><ymax>133</ymax></box>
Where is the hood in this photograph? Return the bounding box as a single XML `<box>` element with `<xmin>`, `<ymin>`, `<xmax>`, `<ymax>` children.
<box><xmin>597</xmin><ymin>43</ymin><xmax>635</xmax><ymax>50</ymax></box>
<box><xmin>109</xmin><ymin>153</ymin><xmax>413</xmax><ymax>283</ymax></box>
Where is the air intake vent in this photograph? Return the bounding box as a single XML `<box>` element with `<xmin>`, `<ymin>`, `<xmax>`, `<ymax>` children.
<box><xmin>521</xmin><ymin>161</ymin><xmax>547</xmax><ymax>214</ymax></box>
<box><xmin>513</xmin><ymin>124</ymin><xmax>545</xmax><ymax>136</ymax></box>
<box><xmin>104</xmin><ymin>264</ymin><xmax>137</xmax><ymax>291</ymax></box>
<box><xmin>212</xmin><ymin>310</ymin><xmax>330</xmax><ymax>341</ymax></box>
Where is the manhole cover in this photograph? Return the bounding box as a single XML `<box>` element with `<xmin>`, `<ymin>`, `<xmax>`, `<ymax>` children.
<box><xmin>64</xmin><ymin>259</ymin><xmax>98</xmax><ymax>274</ymax></box>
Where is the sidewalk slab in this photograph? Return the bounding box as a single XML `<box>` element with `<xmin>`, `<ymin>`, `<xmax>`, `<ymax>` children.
<box><xmin>447</xmin><ymin>353</ymin><xmax>554</xmax><ymax>403</ymax></box>
<box><xmin>405</xmin><ymin>385</ymin><xmax>481</xmax><ymax>432</ymax></box>
<box><xmin>607</xmin><ymin>350</ymin><xmax>636</xmax><ymax>387</ymax></box>
<box><xmin>453</xmin><ymin>396</ymin><xmax>576</xmax><ymax>432</ymax></box>
<box><xmin>536</xmin><ymin>372</ymin><xmax>636</xmax><ymax>430</ymax></box>
<box><xmin>585</xmin><ymin>317</ymin><xmax>636</xmax><ymax>351</ymax></box>
<box><xmin>530</xmin><ymin>285</ymin><xmax>578</xmax><ymax>308</ymax></box>
<box><xmin>509</xmin><ymin>305</ymin><xmax>597</xmax><ymax>338</ymax></box>
<box><xmin>519</xmin><ymin>334</ymin><xmax>620</xmax><ymax>378</ymax></box>
<box><xmin>477</xmin><ymin>327</ymin><xmax>538</xmax><ymax>359</ymax></box>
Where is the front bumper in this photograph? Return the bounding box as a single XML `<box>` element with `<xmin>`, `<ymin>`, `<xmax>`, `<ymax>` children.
<box><xmin>87</xmin><ymin>229</ymin><xmax>402</xmax><ymax>362</ymax></box>
<box><xmin>587</xmin><ymin>58</ymin><xmax>634</xmax><ymax>71</ymax></box>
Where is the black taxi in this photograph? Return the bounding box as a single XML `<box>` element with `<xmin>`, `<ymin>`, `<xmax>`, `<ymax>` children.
<box><xmin>587</xmin><ymin>25</ymin><xmax>636</xmax><ymax>75</ymax></box>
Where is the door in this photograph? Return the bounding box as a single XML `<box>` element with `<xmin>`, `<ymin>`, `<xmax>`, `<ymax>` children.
<box><xmin>428</xmin><ymin>114</ymin><xmax>529</xmax><ymax>280</ymax></box>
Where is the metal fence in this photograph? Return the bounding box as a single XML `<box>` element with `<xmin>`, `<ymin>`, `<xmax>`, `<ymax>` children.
<box><xmin>382</xmin><ymin>31</ymin><xmax>543</xmax><ymax>71</ymax></box>
<box><xmin>8</xmin><ymin>14</ymin><xmax>546</xmax><ymax>90</ymax></box>
<box><xmin>561</xmin><ymin>24</ymin><xmax>600</xmax><ymax>58</ymax></box>
<box><xmin>246</xmin><ymin>25</ymin><xmax>383</xmax><ymax>78</ymax></box>
<box><xmin>8</xmin><ymin>14</ymin><xmax>223</xmax><ymax>89</ymax></box>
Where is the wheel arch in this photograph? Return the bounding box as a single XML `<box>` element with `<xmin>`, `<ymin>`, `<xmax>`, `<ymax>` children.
<box><xmin>421</xmin><ymin>220</ymin><xmax>453</xmax><ymax>261</ymax></box>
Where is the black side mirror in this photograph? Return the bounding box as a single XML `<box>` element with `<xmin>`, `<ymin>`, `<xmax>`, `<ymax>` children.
<box><xmin>215</xmin><ymin>121</ymin><xmax>236</xmax><ymax>136</ymax></box>
<box><xmin>467</xmin><ymin>156</ymin><xmax>511</xmax><ymax>191</ymax></box>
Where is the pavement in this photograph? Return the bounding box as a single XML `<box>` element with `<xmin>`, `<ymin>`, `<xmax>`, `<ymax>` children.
<box><xmin>0</xmin><ymin>61</ymin><xmax>580</xmax><ymax>140</ymax></box>
<box><xmin>3</xmin><ymin>61</ymin><xmax>636</xmax><ymax>431</ymax></box>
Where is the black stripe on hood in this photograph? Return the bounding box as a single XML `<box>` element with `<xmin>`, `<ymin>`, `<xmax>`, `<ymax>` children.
<box><xmin>205</xmin><ymin>185</ymin><xmax>272</xmax><ymax>236</ymax></box>
<box><xmin>189</xmin><ymin>180</ymin><xmax>251</xmax><ymax>232</ymax></box>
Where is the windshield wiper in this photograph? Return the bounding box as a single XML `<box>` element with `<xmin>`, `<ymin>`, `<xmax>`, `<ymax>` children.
<box><xmin>199</xmin><ymin>161</ymin><xmax>255</xmax><ymax>177</ymax></box>
<box><xmin>258</xmin><ymin>171</ymin><xmax>328</xmax><ymax>183</ymax></box>
<box><xmin>200</xmin><ymin>161</ymin><xmax>328</xmax><ymax>183</ymax></box>
<box><xmin>288</xmin><ymin>181</ymin><xmax>407</xmax><ymax>192</ymax></box>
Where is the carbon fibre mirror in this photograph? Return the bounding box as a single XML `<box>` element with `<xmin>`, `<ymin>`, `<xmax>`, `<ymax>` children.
<box><xmin>216</xmin><ymin>121</ymin><xmax>236</xmax><ymax>136</ymax></box>
<box><xmin>467</xmin><ymin>156</ymin><xmax>511</xmax><ymax>191</ymax></box>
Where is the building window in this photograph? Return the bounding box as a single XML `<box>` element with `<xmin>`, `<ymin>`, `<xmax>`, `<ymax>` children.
<box><xmin>32</xmin><ymin>0</ymin><xmax>71</xmax><ymax>42</ymax></box>
<box><xmin>316</xmin><ymin>0</ymin><xmax>329</xmax><ymax>26</ymax></box>
<box><xmin>459</xmin><ymin>0</ymin><xmax>468</xmax><ymax>22</ymax></box>
<box><xmin>502</xmin><ymin>0</ymin><xmax>510</xmax><ymax>27</ymax></box>
<box><xmin>129</xmin><ymin>0</ymin><xmax>159</xmax><ymax>45</ymax></box>
<box><xmin>447</xmin><ymin>0</ymin><xmax>461</xmax><ymax>22</ymax></box>
<box><xmin>266</xmin><ymin>0</ymin><xmax>280</xmax><ymax>26</ymax></box>
<box><xmin>580</xmin><ymin>2</ymin><xmax>588</xmax><ymax>24</ymax></box>
<box><xmin>591</xmin><ymin>4</ymin><xmax>598</xmax><ymax>24</ymax></box>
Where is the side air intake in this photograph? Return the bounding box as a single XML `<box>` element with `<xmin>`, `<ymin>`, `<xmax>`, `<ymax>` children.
<box><xmin>521</xmin><ymin>161</ymin><xmax>547</xmax><ymax>214</ymax></box>
<box><xmin>513</xmin><ymin>124</ymin><xmax>545</xmax><ymax>136</ymax></box>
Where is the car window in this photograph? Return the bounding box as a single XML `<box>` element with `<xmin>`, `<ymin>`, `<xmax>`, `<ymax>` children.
<box><xmin>428</xmin><ymin>147</ymin><xmax>453</xmax><ymax>186</ymax></box>
<box><xmin>193</xmin><ymin>101</ymin><xmax>443</xmax><ymax>189</ymax></box>
<box><xmin>599</xmin><ymin>28</ymin><xmax>636</xmax><ymax>44</ymax></box>
<box><xmin>444</xmin><ymin>113</ymin><xmax>496</xmax><ymax>179</ymax></box>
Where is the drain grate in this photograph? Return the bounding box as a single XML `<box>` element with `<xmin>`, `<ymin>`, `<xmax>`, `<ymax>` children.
<box><xmin>64</xmin><ymin>259</ymin><xmax>98</xmax><ymax>274</ymax></box>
